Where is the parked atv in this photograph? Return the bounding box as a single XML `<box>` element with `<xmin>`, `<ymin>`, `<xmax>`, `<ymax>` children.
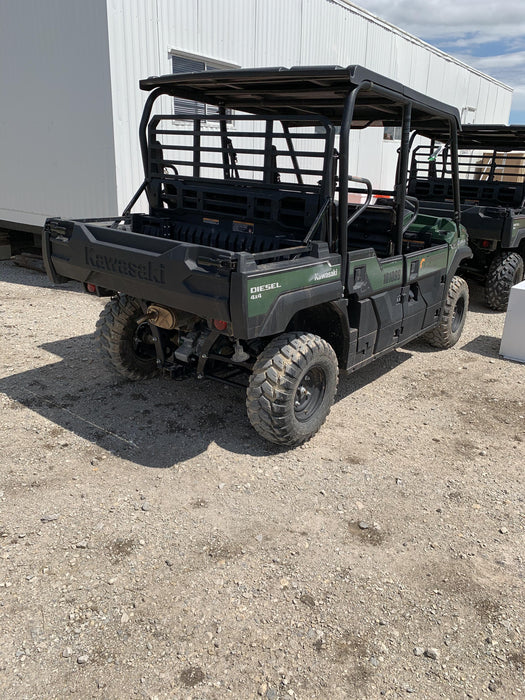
<box><xmin>43</xmin><ymin>65</ymin><xmax>471</xmax><ymax>446</ymax></box>
<box><xmin>409</xmin><ymin>124</ymin><xmax>525</xmax><ymax>310</ymax></box>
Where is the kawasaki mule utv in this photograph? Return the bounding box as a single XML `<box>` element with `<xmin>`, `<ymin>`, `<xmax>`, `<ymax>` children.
<box><xmin>409</xmin><ymin>124</ymin><xmax>525</xmax><ymax>310</ymax></box>
<box><xmin>43</xmin><ymin>65</ymin><xmax>471</xmax><ymax>446</ymax></box>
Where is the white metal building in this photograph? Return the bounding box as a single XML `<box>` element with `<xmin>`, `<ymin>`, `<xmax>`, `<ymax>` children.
<box><xmin>0</xmin><ymin>0</ymin><xmax>513</xmax><ymax>233</ymax></box>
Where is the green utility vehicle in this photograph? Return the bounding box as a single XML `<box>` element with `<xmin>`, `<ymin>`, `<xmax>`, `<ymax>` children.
<box><xmin>409</xmin><ymin>124</ymin><xmax>525</xmax><ymax>310</ymax></box>
<box><xmin>43</xmin><ymin>66</ymin><xmax>471</xmax><ymax>446</ymax></box>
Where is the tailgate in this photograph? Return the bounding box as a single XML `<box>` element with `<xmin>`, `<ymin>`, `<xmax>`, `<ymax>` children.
<box><xmin>43</xmin><ymin>219</ymin><xmax>234</xmax><ymax>320</ymax></box>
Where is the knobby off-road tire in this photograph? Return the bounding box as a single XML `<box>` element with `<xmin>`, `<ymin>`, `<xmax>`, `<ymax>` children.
<box><xmin>425</xmin><ymin>275</ymin><xmax>469</xmax><ymax>349</ymax></box>
<box><xmin>246</xmin><ymin>332</ymin><xmax>338</xmax><ymax>447</ymax></box>
<box><xmin>484</xmin><ymin>251</ymin><xmax>524</xmax><ymax>311</ymax></box>
<box><xmin>95</xmin><ymin>295</ymin><xmax>158</xmax><ymax>380</ymax></box>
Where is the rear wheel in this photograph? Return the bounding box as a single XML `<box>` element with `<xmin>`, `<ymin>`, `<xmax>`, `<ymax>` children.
<box><xmin>425</xmin><ymin>275</ymin><xmax>469</xmax><ymax>349</ymax></box>
<box><xmin>484</xmin><ymin>251</ymin><xmax>524</xmax><ymax>311</ymax></box>
<box><xmin>246</xmin><ymin>332</ymin><xmax>338</xmax><ymax>446</ymax></box>
<box><xmin>95</xmin><ymin>295</ymin><xmax>158</xmax><ymax>380</ymax></box>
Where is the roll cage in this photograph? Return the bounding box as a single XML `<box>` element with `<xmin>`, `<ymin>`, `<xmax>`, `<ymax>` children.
<box><xmin>136</xmin><ymin>65</ymin><xmax>462</xmax><ymax>281</ymax></box>
<box><xmin>410</xmin><ymin>124</ymin><xmax>525</xmax><ymax>207</ymax></box>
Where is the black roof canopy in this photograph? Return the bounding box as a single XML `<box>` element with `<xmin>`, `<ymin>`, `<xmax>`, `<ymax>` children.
<box><xmin>417</xmin><ymin>124</ymin><xmax>525</xmax><ymax>151</ymax></box>
<box><xmin>140</xmin><ymin>65</ymin><xmax>460</xmax><ymax>130</ymax></box>
<box><xmin>456</xmin><ymin>124</ymin><xmax>525</xmax><ymax>151</ymax></box>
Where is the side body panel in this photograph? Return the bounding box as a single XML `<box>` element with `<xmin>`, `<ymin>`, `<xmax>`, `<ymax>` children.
<box><xmin>402</xmin><ymin>245</ymin><xmax>448</xmax><ymax>334</ymax></box>
<box><xmin>344</xmin><ymin>242</ymin><xmax>452</xmax><ymax>371</ymax></box>
<box><xmin>504</xmin><ymin>214</ymin><xmax>525</xmax><ymax>249</ymax></box>
<box><xmin>232</xmin><ymin>256</ymin><xmax>343</xmax><ymax>338</ymax></box>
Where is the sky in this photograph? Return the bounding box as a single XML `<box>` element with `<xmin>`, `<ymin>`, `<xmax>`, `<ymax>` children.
<box><xmin>354</xmin><ymin>0</ymin><xmax>525</xmax><ymax>123</ymax></box>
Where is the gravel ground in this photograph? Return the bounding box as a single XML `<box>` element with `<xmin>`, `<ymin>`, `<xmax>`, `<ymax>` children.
<box><xmin>0</xmin><ymin>260</ymin><xmax>524</xmax><ymax>700</ymax></box>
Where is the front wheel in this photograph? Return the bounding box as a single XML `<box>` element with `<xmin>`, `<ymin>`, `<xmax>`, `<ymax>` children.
<box><xmin>95</xmin><ymin>295</ymin><xmax>159</xmax><ymax>380</ymax></box>
<box><xmin>484</xmin><ymin>251</ymin><xmax>524</xmax><ymax>311</ymax></box>
<box><xmin>425</xmin><ymin>275</ymin><xmax>469</xmax><ymax>349</ymax></box>
<box><xmin>246</xmin><ymin>332</ymin><xmax>338</xmax><ymax>446</ymax></box>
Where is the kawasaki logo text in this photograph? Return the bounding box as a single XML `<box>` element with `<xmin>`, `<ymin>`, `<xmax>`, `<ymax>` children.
<box><xmin>85</xmin><ymin>248</ymin><xmax>165</xmax><ymax>284</ymax></box>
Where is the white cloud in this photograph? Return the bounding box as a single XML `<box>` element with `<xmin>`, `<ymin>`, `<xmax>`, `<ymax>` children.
<box><xmin>353</xmin><ymin>0</ymin><xmax>525</xmax><ymax>45</ymax></box>
<box><xmin>353</xmin><ymin>0</ymin><xmax>525</xmax><ymax>116</ymax></box>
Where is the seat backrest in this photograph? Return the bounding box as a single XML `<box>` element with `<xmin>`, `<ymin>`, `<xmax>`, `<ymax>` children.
<box><xmin>408</xmin><ymin>176</ymin><xmax>525</xmax><ymax>209</ymax></box>
<box><xmin>347</xmin><ymin>205</ymin><xmax>396</xmax><ymax>258</ymax></box>
<box><xmin>153</xmin><ymin>178</ymin><xmax>323</xmax><ymax>235</ymax></box>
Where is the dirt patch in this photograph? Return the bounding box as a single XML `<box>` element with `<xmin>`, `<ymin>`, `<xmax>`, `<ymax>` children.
<box><xmin>0</xmin><ymin>262</ymin><xmax>524</xmax><ymax>699</ymax></box>
<box><xmin>348</xmin><ymin>521</ymin><xmax>387</xmax><ymax>545</ymax></box>
<box><xmin>180</xmin><ymin>666</ymin><xmax>205</xmax><ymax>687</ymax></box>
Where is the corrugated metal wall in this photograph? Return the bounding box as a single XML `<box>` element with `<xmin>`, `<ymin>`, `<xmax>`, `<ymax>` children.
<box><xmin>0</xmin><ymin>0</ymin><xmax>117</xmax><ymax>228</ymax></box>
<box><xmin>106</xmin><ymin>0</ymin><xmax>513</xmax><ymax>211</ymax></box>
<box><xmin>0</xmin><ymin>0</ymin><xmax>513</xmax><ymax>228</ymax></box>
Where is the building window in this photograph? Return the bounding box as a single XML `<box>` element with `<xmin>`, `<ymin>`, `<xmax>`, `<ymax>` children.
<box><xmin>384</xmin><ymin>126</ymin><xmax>402</xmax><ymax>141</ymax></box>
<box><xmin>171</xmin><ymin>52</ymin><xmax>233</xmax><ymax>120</ymax></box>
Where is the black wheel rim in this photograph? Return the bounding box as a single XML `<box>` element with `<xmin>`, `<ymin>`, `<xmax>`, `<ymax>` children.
<box><xmin>132</xmin><ymin>322</ymin><xmax>156</xmax><ymax>361</ymax></box>
<box><xmin>451</xmin><ymin>296</ymin><xmax>465</xmax><ymax>334</ymax></box>
<box><xmin>294</xmin><ymin>366</ymin><xmax>326</xmax><ymax>423</ymax></box>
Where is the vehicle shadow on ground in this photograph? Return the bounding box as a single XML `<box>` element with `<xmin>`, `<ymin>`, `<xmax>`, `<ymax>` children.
<box><xmin>460</xmin><ymin>334</ymin><xmax>501</xmax><ymax>359</ymax></box>
<box><xmin>0</xmin><ymin>334</ymin><xmax>414</xmax><ymax>468</ymax></box>
<box><xmin>407</xmin><ymin>332</ymin><xmax>502</xmax><ymax>359</ymax></box>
